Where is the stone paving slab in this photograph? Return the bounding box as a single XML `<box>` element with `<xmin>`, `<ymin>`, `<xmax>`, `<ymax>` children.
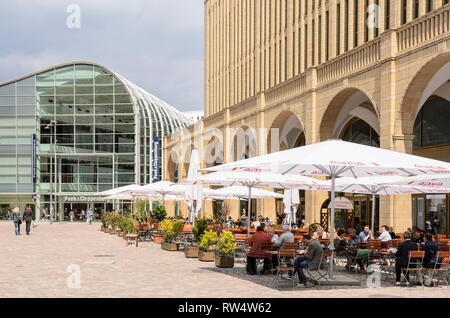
<box><xmin>0</xmin><ymin>222</ymin><xmax>449</xmax><ymax>298</ymax></box>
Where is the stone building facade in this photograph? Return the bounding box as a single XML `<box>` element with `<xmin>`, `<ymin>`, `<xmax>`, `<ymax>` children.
<box><xmin>164</xmin><ymin>1</ymin><xmax>450</xmax><ymax>235</ymax></box>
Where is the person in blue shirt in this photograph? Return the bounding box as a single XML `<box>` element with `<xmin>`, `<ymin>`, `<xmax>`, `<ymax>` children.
<box><xmin>359</xmin><ymin>225</ymin><xmax>373</xmax><ymax>243</ymax></box>
<box><xmin>423</xmin><ymin>233</ymin><xmax>441</xmax><ymax>269</ymax></box>
<box><xmin>226</xmin><ymin>217</ymin><xmax>234</xmax><ymax>227</ymax></box>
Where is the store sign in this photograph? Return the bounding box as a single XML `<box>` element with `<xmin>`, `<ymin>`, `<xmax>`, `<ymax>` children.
<box><xmin>64</xmin><ymin>196</ymin><xmax>110</xmax><ymax>203</ymax></box>
<box><xmin>152</xmin><ymin>136</ymin><xmax>160</xmax><ymax>183</ymax></box>
<box><xmin>31</xmin><ymin>133</ymin><xmax>36</xmax><ymax>184</ymax></box>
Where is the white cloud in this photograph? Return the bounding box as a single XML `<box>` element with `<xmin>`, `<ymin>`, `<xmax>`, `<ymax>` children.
<box><xmin>0</xmin><ymin>0</ymin><xmax>204</xmax><ymax>111</ymax></box>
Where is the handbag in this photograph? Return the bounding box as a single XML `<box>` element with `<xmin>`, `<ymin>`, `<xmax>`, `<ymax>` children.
<box><xmin>19</xmin><ymin>220</ymin><xmax>22</xmax><ymax>225</ymax></box>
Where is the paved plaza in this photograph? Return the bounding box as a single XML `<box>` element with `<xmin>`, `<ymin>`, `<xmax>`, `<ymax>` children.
<box><xmin>0</xmin><ymin>222</ymin><xmax>448</xmax><ymax>298</ymax></box>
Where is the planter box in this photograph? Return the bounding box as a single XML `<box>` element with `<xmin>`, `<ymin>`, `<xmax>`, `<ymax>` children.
<box><xmin>104</xmin><ymin>228</ymin><xmax>110</xmax><ymax>233</ymax></box>
<box><xmin>118</xmin><ymin>231</ymin><xmax>124</xmax><ymax>237</ymax></box>
<box><xmin>109</xmin><ymin>229</ymin><xmax>117</xmax><ymax>235</ymax></box>
<box><xmin>101</xmin><ymin>226</ymin><xmax>105</xmax><ymax>232</ymax></box>
<box><xmin>185</xmin><ymin>246</ymin><xmax>199</xmax><ymax>258</ymax></box>
<box><xmin>161</xmin><ymin>242</ymin><xmax>179</xmax><ymax>251</ymax></box>
<box><xmin>198</xmin><ymin>250</ymin><xmax>215</xmax><ymax>262</ymax></box>
<box><xmin>215</xmin><ymin>255</ymin><xmax>234</xmax><ymax>268</ymax></box>
<box><xmin>153</xmin><ymin>234</ymin><xmax>164</xmax><ymax>244</ymax></box>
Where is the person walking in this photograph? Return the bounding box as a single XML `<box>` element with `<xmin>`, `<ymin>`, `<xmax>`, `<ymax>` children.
<box><xmin>12</xmin><ymin>207</ymin><xmax>22</xmax><ymax>236</ymax></box>
<box><xmin>86</xmin><ymin>208</ymin><xmax>94</xmax><ymax>225</ymax></box>
<box><xmin>23</xmin><ymin>205</ymin><xmax>34</xmax><ymax>235</ymax></box>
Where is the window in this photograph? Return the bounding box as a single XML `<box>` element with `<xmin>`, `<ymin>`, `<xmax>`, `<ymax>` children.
<box><xmin>414</xmin><ymin>97</ymin><xmax>450</xmax><ymax>148</ymax></box>
<box><xmin>341</xmin><ymin>119</ymin><xmax>380</xmax><ymax>147</ymax></box>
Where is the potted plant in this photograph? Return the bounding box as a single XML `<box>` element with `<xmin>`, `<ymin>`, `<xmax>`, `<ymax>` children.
<box><xmin>109</xmin><ymin>213</ymin><xmax>119</xmax><ymax>235</ymax></box>
<box><xmin>101</xmin><ymin>214</ymin><xmax>108</xmax><ymax>232</ymax></box>
<box><xmin>198</xmin><ymin>230</ymin><xmax>218</xmax><ymax>262</ymax></box>
<box><xmin>122</xmin><ymin>217</ymin><xmax>136</xmax><ymax>240</ymax></box>
<box><xmin>117</xmin><ymin>214</ymin><xmax>125</xmax><ymax>237</ymax></box>
<box><xmin>215</xmin><ymin>230</ymin><xmax>236</xmax><ymax>268</ymax></box>
<box><xmin>186</xmin><ymin>218</ymin><xmax>208</xmax><ymax>258</ymax></box>
<box><xmin>152</xmin><ymin>204</ymin><xmax>167</xmax><ymax>243</ymax></box>
<box><xmin>104</xmin><ymin>213</ymin><xmax>111</xmax><ymax>233</ymax></box>
<box><xmin>160</xmin><ymin>219</ymin><xmax>183</xmax><ymax>251</ymax></box>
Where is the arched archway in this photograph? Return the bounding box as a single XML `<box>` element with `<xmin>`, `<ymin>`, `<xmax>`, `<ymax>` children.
<box><xmin>319</xmin><ymin>88</ymin><xmax>380</xmax><ymax>143</ymax></box>
<box><xmin>231</xmin><ymin>126</ymin><xmax>257</xmax><ymax>161</ymax></box>
<box><xmin>399</xmin><ymin>52</ymin><xmax>450</xmax><ymax>136</ymax></box>
<box><xmin>267</xmin><ymin>110</ymin><xmax>305</xmax><ymax>153</ymax></box>
<box><xmin>267</xmin><ymin>110</ymin><xmax>306</xmax><ymax>223</ymax></box>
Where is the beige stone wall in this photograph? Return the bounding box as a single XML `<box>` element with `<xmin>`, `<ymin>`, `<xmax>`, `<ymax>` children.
<box><xmin>163</xmin><ymin>2</ymin><xmax>450</xmax><ymax>232</ymax></box>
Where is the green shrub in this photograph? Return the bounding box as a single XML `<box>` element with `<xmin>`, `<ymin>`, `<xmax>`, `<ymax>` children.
<box><xmin>153</xmin><ymin>204</ymin><xmax>167</xmax><ymax>222</ymax></box>
<box><xmin>101</xmin><ymin>214</ymin><xmax>108</xmax><ymax>227</ymax></box>
<box><xmin>160</xmin><ymin>219</ymin><xmax>183</xmax><ymax>243</ymax></box>
<box><xmin>122</xmin><ymin>217</ymin><xmax>135</xmax><ymax>235</ymax></box>
<box><xmin>192</xmin><ymin>218</ymin><xmax>208</xmax><ymax>244</ymax></box>
<box><xmin>198</xmin><ymin>230</ymin><xmax>218</xmax><ymax>251</ymax></box>
<box><xmin>134</xmin><ymin>200</ymin><xmax>149</xmax><ymax>220</ymax></box>
<box><xmin>216</xmin><ymin>231</ymin><xmax>236</xmax><ymax>256</ymax></box>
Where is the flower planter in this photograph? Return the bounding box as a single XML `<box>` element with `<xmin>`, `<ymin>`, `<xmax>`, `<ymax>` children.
<box><xmin>185</xmin><ymin>246</ymin><xmax>199</xmax><ymax>258</ymax></box>
<box><xmin>118</xmin><ymin>231</ymin><xmax>124</xmax><ymax>237</ymax></box>
<box><xmin>215</xmin><ymin>255</ymin><xmax>234</xmax><ymax>268</ymax></box>
<box><xmin>153</xmin><ymin>234</ymin><xmax>164</xmax><ymax>244</ymax></box>
<box><xmin>161</xmin><ymin>242</ymin><xmax>179</xmax><ymax>251</ymax></box>
<box><xmin>104</xmin><ymin>228</ymin><xmax>110</xmax><ymax>233</ymax></box>
<box><xmin>109</xmin><ymin>229</ymin><xmax>117</xmax><ymax>235</ymax></box>
<box><xmin>101</xmin><ymin>226</ymin><xmax>105</xmax><ymax>232</ymax></box>
<box><xmin>198</xmin><ymin>250</ymin><xmax>215</xmax><ymax>262</ymax></box>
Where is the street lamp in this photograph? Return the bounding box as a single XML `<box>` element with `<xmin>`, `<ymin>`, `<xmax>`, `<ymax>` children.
<box><xmin>45</xmin><ymin>120</ymin><xmax>56</xmax><ymax>224</ymax></box>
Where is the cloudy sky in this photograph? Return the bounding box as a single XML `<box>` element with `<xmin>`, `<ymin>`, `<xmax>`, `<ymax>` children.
<box><xmin>0</xmin><ymin>0</ymin><xmax>204</xmax><ymax>111</ymax></box>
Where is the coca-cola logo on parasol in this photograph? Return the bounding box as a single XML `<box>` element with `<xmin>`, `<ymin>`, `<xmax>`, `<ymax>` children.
<box><xmin>329</xmin><ymin>161</ymin><xmax>366</xmax><ymax>166</ymax></box>
<box><xmin>418</xmin><ymin>181</ymin><xmax>444</xmax><ymax>187</ymax></box>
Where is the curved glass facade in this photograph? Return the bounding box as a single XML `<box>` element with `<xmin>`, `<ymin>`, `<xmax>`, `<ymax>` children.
<box><xmin>0</xmin><ymin>62</ymin><xmax>192</xmax><ymax>220</ymax></box>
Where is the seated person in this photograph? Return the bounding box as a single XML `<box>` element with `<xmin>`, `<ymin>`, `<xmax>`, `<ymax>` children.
<box><xmin>378</xmin><ymin>225</ymin><xmax>392</xmax><ymax>242</ymax></box>
<box><xmin>298</xmin><ymin>218</ymin><xmax>308</xmax><ymax>229</ymax></box>
<box><xmin>226</xmin><ymin>217</ymin><xmax>234</xmax><ymax>227</ymax></box>
<box><xmin>346</xmin><ymin>228</ymin><xmax>365</xmax><ymax>271</ymax></box>
<box><xmin>388</xmin><ymin>227</ymin><xmax>398</xmax><ymax>239</ymax></box>
<box><xmin>267</xmin><ymin>227</ymin><xmax>279</xmax><ymax>244</ymax></box>
<box><xmin>272</xmin><ymin>225</ymin><xmax>295</xmax><ymax>268</ymax></box>
<box><xmin>246</xmin><ymin>225</ymin><xmax>273</xmax><ymax>275</ymax></box>
<box><xmin>412</xmin><ymin>228</ymin><xmax>424</xmax><ymax>244</ymax></box>
<box><xmin>251</xmin><ymin>218</ymin><xmax>261</xmax><ymax>229</ymax></box>
<box><xmin>358</xmin><ymin>225</ymin><xmax>373</xmax><ymax>243</ymax></box>
<box><xmin>334</xmin><ymin>229</ymin><xmax>348</xmax><ymax>254</ymax></box>
<box><xmin>395</xmin><ymin>231</ymin><xmax>419</xmax><ymax>286</ymax></box>
<box><xmin>313</xmin><ymin>226</ymin><xmax>329</xmax><ymax>240</ymax></box>
<box><xmin>422</xmin><ymin>233</ymin><xmax>441</xmax><ymax>269</ymax></box>
<box><xmin>293</xmin><ymin>234</ymin><xmax>322</xmax><ymax>287</ymax></box>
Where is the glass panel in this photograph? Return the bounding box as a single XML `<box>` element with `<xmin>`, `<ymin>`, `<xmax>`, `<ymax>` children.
<box><xmin>75</xmin><ymin>86</ymin><xmax>93</xmax><ymax>95</ymax></box>
<box><xmin>0</xmin><ymin>96</ymin><xmax>15</xmax><ymax>106</ymax></box>
<box><xmin>0</xmin><ymin>83</ymin><xmax>16</xmax><ymax>95</ymax></box>
<box><xmin>95</xmin><ymin>105</ymin><xmax>114</xmax><ymax>114</ymax></box>
<box><xmin>421</xmin><ymin>97</ymin><xmax>450</xmax><ymax>147</ymax></box>
<box><xmin>17</xmin><ymin>86</ymin><xmax>35</xmax><ymax>95</ymax></box>
<box><xmin>37</xmin><ymin>86</ymin><xmax>55</xmax><ymax>96</ymax></box>
<box><xmin>95</xmin><ymin>95</ymin><xmax>113</xmax><ymax>104</ymax></box>
<box><xmin>55</xmin><ymin>65</ymin><xmax>75</xmax><ymax>77</ymax></box>
<box><xmin>95</xmin><ymin>85</ymin><xmax>113</xmax><ymax>94</ymax></box>
<box><xmin>351</xmin><ymin>120</ymin><xmax>371</xmax><ymax>146</ymax></box>
<box><xmin>75</xmin><ymin>95</ymin><xmax>94</xmax><ymax>105</ymax></box>
<box><xmin>426</xmin><ymin>194</ymin><xmax>447</xmax><ymax>235</ymax></box>
<box><xmin>56</xmin><ymin>86</ymin><xmax>74</xmax><ymax>95</ymax></box>
<box><xmin>417</xmin><ymin>197</ymin><xmax>424</xmax><ymax>230</ymax></box>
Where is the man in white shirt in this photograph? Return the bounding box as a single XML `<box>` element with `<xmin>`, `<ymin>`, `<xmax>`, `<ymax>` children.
<box><xmin>378</xmin><ymin>225</ymin><xmax>392</xmax><ymax>242</ymax></box>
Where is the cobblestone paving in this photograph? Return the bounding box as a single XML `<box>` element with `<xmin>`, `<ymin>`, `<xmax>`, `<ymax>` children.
<box><xmin>0</xmin><ymin>222</ymin><xmax>449</xmax><ymax>298</ymax></box>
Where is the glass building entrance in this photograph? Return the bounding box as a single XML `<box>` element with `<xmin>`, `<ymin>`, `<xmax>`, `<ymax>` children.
<box><xmin>412</xmin><ymin>194</ymin><xmax>449</xmax><ymax>236</ymax></box>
